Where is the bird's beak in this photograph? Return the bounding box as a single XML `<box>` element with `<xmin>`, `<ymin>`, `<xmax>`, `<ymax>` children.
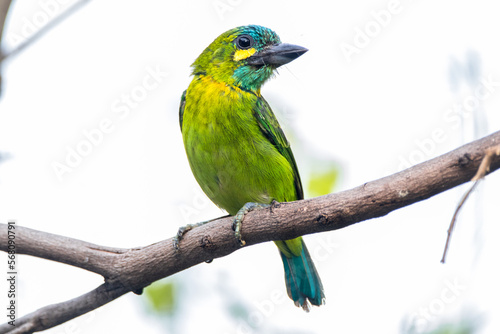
<box><xmin>247</xmin><ymin>43</ymin><xmax>308</xmax><ymax>67</ymax></box>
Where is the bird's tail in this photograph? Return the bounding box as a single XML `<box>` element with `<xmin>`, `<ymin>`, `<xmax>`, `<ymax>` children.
<box><xmin>275</xmin><ymin>237</ymin><xmax>325</xmax><ymax>311</ymax></box>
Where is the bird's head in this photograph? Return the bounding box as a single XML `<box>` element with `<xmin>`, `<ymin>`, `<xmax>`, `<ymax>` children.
<box><xmin>191</xmin><ymin>25</ymin><xmax>308</xmax><ymax>93</ymax></box>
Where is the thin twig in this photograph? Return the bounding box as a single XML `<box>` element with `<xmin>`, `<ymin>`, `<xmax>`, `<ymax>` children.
<box><xmin>441</xmin><ymin>145</ymin><xmax>500</xmax><ymax>263</ymax></box>
<box><xmin>0</xmin><ymin>0</ymin><xmax>91</xmax><ymax>63</ymax></box>
<box><xmin>0</xmin><ymin>0</ymin><xmax>13</xmax><ymax>47</ymax></box>
<box><xmin>0</xmin><ymin>0</ymin><xmax>13</xmax><ymax>92</ymax></box>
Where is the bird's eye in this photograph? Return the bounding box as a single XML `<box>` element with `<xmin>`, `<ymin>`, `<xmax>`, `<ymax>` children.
<box><xmin>235</xmin><ymin>35</ymin><xmax>254</xmax><ymax>49</ymax></box>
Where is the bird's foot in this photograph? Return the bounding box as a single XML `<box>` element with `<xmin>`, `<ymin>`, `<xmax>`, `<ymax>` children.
<box><xmin>173</xmin><ymin>221</ymin><xmax>209</xmax><ymax>251</ymax></box>
<box><xmin>233</xmin><ymin>202</ymin><xmax>271</xmax><ymax>247</ymax></box>
<box><xmin>173</xmin><ymin>215</ymin><xmax>231</xmax><ymax>251</ymax></box>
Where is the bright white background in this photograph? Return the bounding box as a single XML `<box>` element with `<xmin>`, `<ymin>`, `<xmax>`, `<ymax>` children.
<box><xmin>1</xmin><ymin>0</ymin><xmax>500</xmax><ymax>333</ymax></box>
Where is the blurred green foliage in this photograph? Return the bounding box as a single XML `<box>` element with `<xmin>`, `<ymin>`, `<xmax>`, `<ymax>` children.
<box><xmin>307</xmin><ymin>164</ymin><xmax>340</xmax><ymax>198</ymax></box>
<box><xmin>403</xmin><ymin>314</ymin><xmax>481</xmax><ymax>334</ymax></box>
<box><xmin>425</xmin><ymin>321</ymin><xmax>478</xmax><ymax>334</ymax></box>
<box><xmin>144</xmin><ymin>279</ymin><xmax>177</xmax><ymax>315</ymax></box>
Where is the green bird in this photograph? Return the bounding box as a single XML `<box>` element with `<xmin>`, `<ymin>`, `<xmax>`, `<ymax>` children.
<box><xmin>178</xmin><ymin>25</ymin><xmax>325</xmax><ymax>311</ymax></box>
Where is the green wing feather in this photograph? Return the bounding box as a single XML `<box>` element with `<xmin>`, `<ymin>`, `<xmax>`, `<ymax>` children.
<box><xmin>254</xmin><ymin>97</ymin><xmax>303</xmax><ymax>201</ymax></box>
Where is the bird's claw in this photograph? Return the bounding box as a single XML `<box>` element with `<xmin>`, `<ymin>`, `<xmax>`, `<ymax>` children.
<box><xmin>173</xmin><ymin>215</ymin><xmax>232</xmax><ymax>251</ymax></box>
<box><xmin>173</xmin><ymin>228</ymin><xmax>187</xmax><ymax>251</ymax></box>
<box><xmin>232</xmin><ymin>218</ymin><xmax>246</xmax><ymax>246</ymax></box>
<box><xmin>233</xmin><ymin>202</ymin><xmax>270</xmax><ymax>247</ymax></box>
<box><xmin>173</xmin><ymin>222</ymin><xmax>206</xmax><ymax>251</ymax></box>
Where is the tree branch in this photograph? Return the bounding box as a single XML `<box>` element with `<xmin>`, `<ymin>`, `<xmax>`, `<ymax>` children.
<box><xmin>0</xmin><ymin>224</ymin><xmax>130</xmax><ymax>278</ymax></box>
<box><xmin>1</xmin><ymin>130</ymin><xmax>500</xmax><ymax>333</ymax></box>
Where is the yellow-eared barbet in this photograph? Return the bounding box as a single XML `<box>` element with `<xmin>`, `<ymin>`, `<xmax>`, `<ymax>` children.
<box><xmin>177</xmin><ymin>25</ymin><xmax>325</xmax><ymax>311</ymax></box>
